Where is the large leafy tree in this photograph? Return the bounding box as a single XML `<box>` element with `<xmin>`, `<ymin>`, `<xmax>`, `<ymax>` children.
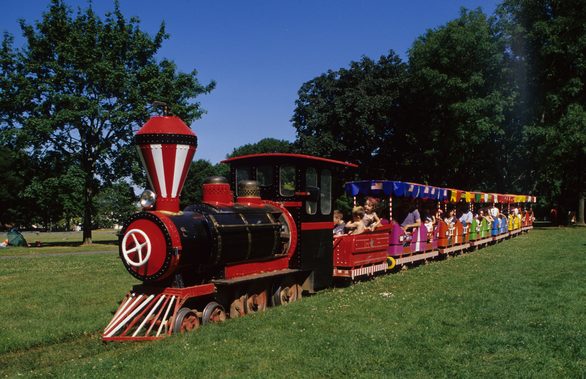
<box><xmin>292</xmin><ymin>53</ymin><xmax>407</xmax><ymax>179</ymax></box>
<box><xmin>22</xmin><ymin>155</ymin><xmax>84</xmax><ymax>230</ymax></box>
<box><xmin>1</xmin><ymin>0</ymin><xmax>214</xmax><ymax>242</ymax></box>
<box><xmin>405</xmin><ymin>8</ymin><xmax>515</xmax><ymax>190</ymax></box>
<box><xmin>498</xmin><ymin>0</ymin><xmax>586</xmax><ymax>224</ymax></box>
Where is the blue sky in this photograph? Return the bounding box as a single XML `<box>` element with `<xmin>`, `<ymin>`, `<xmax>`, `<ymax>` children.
<box><xmin>1</xmin><ymin>0</ymin><xmax>500</xmax><ymax>164</ymax></box>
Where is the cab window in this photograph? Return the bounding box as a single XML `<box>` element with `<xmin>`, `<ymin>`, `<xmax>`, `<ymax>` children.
<box><xmin>235</xmin><ymin>167</ymin><xmax>250</xmax><ymax>195</ymax></box>
<box><xmin>320</xmin><ymin>169</ymin><xmax>332</xmax><ymax>215</ymax></box>
<box><xmin>256</xmin><ymin>165</ymin><xmax>273</xmax><ymax>187</ymax></box>
<box><xmin>279</xmin><ymin>165</ymin><xmax>295</xmax><ymax>197</ymax></box>
<box><xmin>305</xmin><ymin>167</ymin><xmax>317</xmax><ymax>215</ymax></box>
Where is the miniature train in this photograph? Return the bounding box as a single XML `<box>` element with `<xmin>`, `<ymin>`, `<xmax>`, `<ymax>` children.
<box><xmin>102</xmin><ymin>115</ymin><xmax>535</xmax><ymax>341</ymax></box>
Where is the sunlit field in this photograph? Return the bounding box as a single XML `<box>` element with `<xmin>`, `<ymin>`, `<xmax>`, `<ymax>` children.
<box><xmin>1</xmin><ymin>229</ymin><xmax>118</xmax><ymax>256</ymax></box>
<box><xmin>0</xmin><ymin>227</ymin><xmax>584</xmax><ymax>377</ymax></box>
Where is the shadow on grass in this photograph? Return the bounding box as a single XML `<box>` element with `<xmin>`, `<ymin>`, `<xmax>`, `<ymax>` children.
<box><xmin>30</xmin><ymin>240</ymin><xmax>119</xmax><ymax>248</ymax></box>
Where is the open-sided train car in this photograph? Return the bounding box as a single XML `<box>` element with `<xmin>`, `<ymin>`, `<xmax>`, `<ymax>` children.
<box><xmin>337</xmin><ymin>180</ymin><xmax>536</xmax><ymax>276</ymax></box>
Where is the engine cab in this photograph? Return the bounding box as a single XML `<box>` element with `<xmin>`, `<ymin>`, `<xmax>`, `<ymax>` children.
<box><xmin>222</xmin><ymin>153</ymin><xmax>357</xmax><ymax>290</ymax></box>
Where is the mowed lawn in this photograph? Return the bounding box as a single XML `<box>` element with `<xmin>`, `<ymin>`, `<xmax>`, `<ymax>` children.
<box><xmin>0</xmin><ymin>228</ymin><xmax>584</xmax><ymax>377</ymax></box>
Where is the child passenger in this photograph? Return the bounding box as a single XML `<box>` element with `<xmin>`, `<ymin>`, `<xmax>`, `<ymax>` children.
<box><xmin>363</xmin><ymin>197</ymin><xmax>381</xmax><ymax>231</ymax></box>
<box><xmin>346</xmin><ymin>206</ymin><xmax>366</xmax><ymax>235</ymax></box>
<box><xmin>333</xmin><ymin>210</ymin><xmax>346</xmax><ymax>236</ymax></box>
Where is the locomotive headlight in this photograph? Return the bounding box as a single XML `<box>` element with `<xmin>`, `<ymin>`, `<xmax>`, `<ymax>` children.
<box><xmin>140</xmin><ymin>190</ymin><xmax>157</xmax><ymax>210</ymax></box>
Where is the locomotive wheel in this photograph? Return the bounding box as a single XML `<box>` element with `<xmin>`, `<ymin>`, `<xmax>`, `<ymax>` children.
<box><xmin>173</xmin><ymin>307</ymin><xmax>200</xmax><ymax>334</ymax></box>
<box><xmin>272</xmin><ymin>283</ymin><xmax>302</xmax><ymax>306</ymax></box>
<box><xmin>229</xmin><ymin>295</ymin><xmax>246</xmax><ymax>318</ymax></box>
<box><xmin>245</xmin><ymin>289</ymin><xmax>268</xmax><ymax>314</ymax></box>
<box><xmin>202</xmin><ymin>302</ymin><xmax>226</xmax><ymax>324</ymax></box>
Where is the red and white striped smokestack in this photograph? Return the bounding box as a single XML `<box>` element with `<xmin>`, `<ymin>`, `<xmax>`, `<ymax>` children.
<box><xmin>135</xmin><ymin>116</ymin><xmax>197</xmax><ymax>213</ymax></box>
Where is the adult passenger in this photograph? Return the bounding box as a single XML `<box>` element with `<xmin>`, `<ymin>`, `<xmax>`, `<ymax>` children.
<box><xmin>401</xmin><ymin>203</ymin><xmax>421</xmax><ymax>232</ymax></box>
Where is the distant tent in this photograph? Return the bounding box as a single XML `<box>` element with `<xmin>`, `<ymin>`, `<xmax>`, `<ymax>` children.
<box><xmin>7</xmin><ymin>229</ymin><xmax>27</xmax><ymax>247</ymax></box>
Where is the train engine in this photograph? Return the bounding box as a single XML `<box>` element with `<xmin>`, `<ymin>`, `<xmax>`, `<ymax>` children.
<box><xmin>103</xmin><ymin>115</ymin><xmax>354</xmax><ymax>341</ymax></box>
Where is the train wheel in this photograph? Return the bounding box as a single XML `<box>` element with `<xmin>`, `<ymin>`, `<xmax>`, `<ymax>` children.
<box><xmin>292</xmin><ymin>284</ymin><xmax>303</xmax><ymax>301</ymax></box>
<box><xmin>387</xmin><ymin>256</ymin><xmax>396</xmax><ymax>270</ymax></box>
<box><xmin>173</xmin><ymin>307</ymin><xmax>200</xmax><ymax>334</ymax></box>
<box><xmin>229</xmin><ymin>295</ymin><xmax>246</xmax><ymax>319</ymax></box>
<box><xmin>272</xmin><ymin>283</ymin><xmax>302</xmax><ymax>306</ymax></box>
<box><xmin>245</xmin><ymin>289</ymin><xmax>268</xmax><ymax>314</ymax></box>
<box><xmin>202</xmin><ymin>302</ymin><xmax>226</xmax><ymax>324</ymax></box>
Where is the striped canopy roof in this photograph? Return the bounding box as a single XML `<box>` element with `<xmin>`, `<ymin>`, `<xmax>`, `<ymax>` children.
<box><xmin>344</xmin><ymin>180</ymin><xmax>537</xmax><ymax>203</ymax></box>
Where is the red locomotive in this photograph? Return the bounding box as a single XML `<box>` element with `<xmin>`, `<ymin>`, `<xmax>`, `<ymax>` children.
<box><xmin>103</xmin><ymin>115</ymin><xmax>535</xmax><ymax>341</ymax></box>
<box><xmin>103</xmin><ymin>115</ymin><xmax>357</xmax><ymax>340</ymax></box>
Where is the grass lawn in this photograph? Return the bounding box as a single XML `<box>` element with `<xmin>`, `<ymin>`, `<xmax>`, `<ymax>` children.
<box><xmin>1</xmin><ymin>229</ymin><xmax>118</xmax><ymax>256</ymax></box>
<box><xmin>0</xmin><ymin>227</ymin><xmax>584</xmax><ymax>377</ymax></box>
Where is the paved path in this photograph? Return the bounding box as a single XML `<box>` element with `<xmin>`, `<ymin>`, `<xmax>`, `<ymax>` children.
<box><xmin>0</xmin><ymin>250</ymin><xmax>116</xmax><ymax>259</ymax></box>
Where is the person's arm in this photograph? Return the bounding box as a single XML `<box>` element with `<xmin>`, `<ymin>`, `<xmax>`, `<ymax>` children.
<box><xmin>402</xmin><ymin>217</ymin><xmax>422</xmax><ymax>231</ymax></box>
<box><xmin>371</xmin><ymin>213</ymin><xmax>381</xmax><ymax>229</ymax></box>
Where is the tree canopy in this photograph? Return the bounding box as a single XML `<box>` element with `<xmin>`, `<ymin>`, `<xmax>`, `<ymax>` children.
<box><xmin>227</xmin><ymin>138</ymin><xmax>294</xmax><ymax>158</ymax></box>
<box><xmin>497</xmin><ymin>0</ymin><xmax>586</xmax><ymax>223</ymax></box>
<box><xmin>292</xmin><ymin>53</ymin><xmax>407</xmax><ymax>179</ymax></box>
<box><xmin>0</xmin><ymin>0</ymin><xmax>214</xmax><ymax>240</ymax></box>
<box><xmin>405</xmin><ymin>9</ymin><xmax>514</xmax><ymax>190</ymax></box>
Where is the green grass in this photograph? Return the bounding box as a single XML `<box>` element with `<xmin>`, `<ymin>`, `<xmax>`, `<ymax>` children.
<box><xmin>0</xmin><ymin>228</ymin><xmax>584</xmax><ymax>377</ymax></box>
<box><xmin>1</xmin><ymin>229</ymin><xmax>118</xmax><ymax>256</ymax></box>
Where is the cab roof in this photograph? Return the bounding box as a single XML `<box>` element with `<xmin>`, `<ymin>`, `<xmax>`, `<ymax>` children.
<box><xmin>222</xmin><ymin>153</ymin><xmax>358</xmax><ymax>168</ymax></box>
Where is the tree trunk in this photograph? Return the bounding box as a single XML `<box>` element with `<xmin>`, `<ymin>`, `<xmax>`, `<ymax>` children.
<box><xmin>577</xmin><ymin>192</ymin><xmax>585</xmax><ymax>226</ymax></box>
<box><xmin>82</xmin><ymin>159</ymin><xmax>94</xmax><ymax>245</ymax></box>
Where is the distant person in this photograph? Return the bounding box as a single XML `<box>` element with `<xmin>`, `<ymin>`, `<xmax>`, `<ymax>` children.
<box><xmin>569</xmin><ymin>211</ymin><xmax>576</xmax><ymax>225</ymax></box>
<box><xmin>550</xmin><ymin>208</ymin><xmax>558</xmax><ymax>226</ymax></box>
<box><xmin>363</xmin><ymin>197</ymin><xmax>381</xmax><ymax>231</ymax></box>
<box><xmin>346</xmin><ymin>206</ymin><xmax>366</xmax><ymax>235</ymax></box>
<box><xmin>333</xmin><ymin>210</ymin><xmax>346</xmax><ymax>236</ymax></box>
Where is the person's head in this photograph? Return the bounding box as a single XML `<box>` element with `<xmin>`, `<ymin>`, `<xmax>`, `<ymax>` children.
<box><xmin>408</xmin><ymin>201</ymin><xmax>419</xmax><ymax>212</ymax></box>
<box><xmin>352</xmin><ymin>206</ymin><xmax>365</xmax><ymax>221</ymax></box>
<box><xmin>334</xmin><ymin>209</ymin><xmax>344</xmax><ymax>224</ymax></box>
<box><xmin>333</xmin><ymin>210</ymin><xmax>344</xmax><ymax>224</ymax></box>
<box><xmin>364</xmin><ymin>197</ymin><xmax>379</xmax><ymax>214</ymax></box>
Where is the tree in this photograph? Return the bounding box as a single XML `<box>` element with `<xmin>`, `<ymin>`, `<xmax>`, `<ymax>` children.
<box><xmin>23</xmin><ymin>159</ymin><xmax>84</xmax><ymax>231</ymax></box>
<box><xmin>405</xmin><ymin>8</ymin><xmax>515</xmax><ymax>190</ymax></box>
<box><xmin>227</xmin><ymin>138</ymin><xmax>294</xmax><ymax>158</ymax></box>
<box><xmin>0</xmin><ymin>146</ymin><xmax>35</xmax><ymax>228</ymax></box>
<box><xmin>498</xmin><ymin>0</ymin><xmax>586</xmax><ymax>224</ymax></box>
<box><xmin>0</xmin><ymin>0</ymin><xmax>214</xmax><ymax>243</ymax></box>
<box><xmin>292</xmin><ymin>53</ymin><xmax>407</xmax><ymax>179</ymax></box>
<box><xmin>94</xmin><ymin>182</ymin><xmax>137</xmax><ymax>229</ymax></box>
